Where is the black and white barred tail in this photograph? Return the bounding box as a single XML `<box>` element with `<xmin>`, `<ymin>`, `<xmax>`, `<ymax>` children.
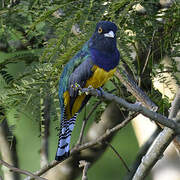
<box><xmin>55</xmin><ymin>113</ymin><xmax>77</xmax><ymax>161</ymax></box>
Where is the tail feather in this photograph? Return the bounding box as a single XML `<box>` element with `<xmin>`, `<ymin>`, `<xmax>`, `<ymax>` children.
<box><xmin>55</xmin><ymin>112</ymin><xmax>77</xmax><ymax>161</ymax></box>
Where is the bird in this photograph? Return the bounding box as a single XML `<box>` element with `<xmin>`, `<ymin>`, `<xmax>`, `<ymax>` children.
<box><xmin>55</xmin><ymin>21</ymin><xmax>120</xmax><ymax>161</ymax></box>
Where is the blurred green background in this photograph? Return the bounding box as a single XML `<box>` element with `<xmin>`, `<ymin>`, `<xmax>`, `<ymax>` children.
<box><xmin>6</xmin><ymin>104</ymin><xmax>139</xmax><ymax>180</ymax></box>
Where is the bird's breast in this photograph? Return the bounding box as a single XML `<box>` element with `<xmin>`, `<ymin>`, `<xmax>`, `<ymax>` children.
<box><xmin>85</xmin><ymin>65</ymin><xmax>116</xmax><ymax>88</ymax></box>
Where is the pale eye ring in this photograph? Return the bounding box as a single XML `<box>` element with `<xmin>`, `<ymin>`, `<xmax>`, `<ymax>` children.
<box><xmin>98</xmin><ymin>27</ymin><xmax>103</xmax><ymax>34</ymax></box>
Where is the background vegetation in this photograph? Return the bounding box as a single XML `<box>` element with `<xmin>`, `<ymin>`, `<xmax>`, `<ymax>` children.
<box><xmin>0</xmin><ymin>0</ymin><xmax>179</xmax><ymax>180</ymax></box>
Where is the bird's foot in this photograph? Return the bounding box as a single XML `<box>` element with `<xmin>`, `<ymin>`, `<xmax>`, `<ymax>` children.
<box><xmin>71</xmin><ymin>83</ymin><xmax>82</xmax><ymax>91</ymax></box>
<box><xmin>81</xmin><ymin>85</ymin><xmax>93</xmax><ymax>95</ymax></box>
<box><xmin>70</xmin><ymin>83</ymin><xmax>82</xmax><ymax>96</ymax></box>
<box><xmin>97</xmin><ymin>87</ymin><xmax>104</xmax><ymax>97</ymax></box>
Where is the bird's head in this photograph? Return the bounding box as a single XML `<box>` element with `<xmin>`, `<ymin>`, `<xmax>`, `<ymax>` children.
<box><xmin>89</xmin><ymin>21</ymin><xmax>118</xmax><ymax>53</ymax></box>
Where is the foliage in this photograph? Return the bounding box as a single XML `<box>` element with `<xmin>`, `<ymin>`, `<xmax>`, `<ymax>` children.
<box><xmin>0</xmin><ymin>0</ymin><xmax>179</xmax><ymax>179</ymax></box>
<box><xmin>1</xmin><ymin>0</ymin><xmax>179</xmax><ymax>119</ymax></box>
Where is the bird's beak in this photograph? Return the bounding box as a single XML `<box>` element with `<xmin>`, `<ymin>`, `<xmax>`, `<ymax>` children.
<box><xmin>104</xmin><ymin>31</ymin><xmax>115</xmax><ymax>38</ymax></box>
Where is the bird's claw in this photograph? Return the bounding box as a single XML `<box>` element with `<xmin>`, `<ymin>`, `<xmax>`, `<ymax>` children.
<box><xmin>70</xmin><ymin>83</ymin><xmax>82</xmax><ymax>96</ymax></box>
<box><xmin>97</xmin><ymin>87</ymin><xmax>104</xmax><ymax>96</ymax></box>
<box><xmin>71</xmin><ymin>83</ymin><xmax>81</xmax><ymax>90</ymax></box>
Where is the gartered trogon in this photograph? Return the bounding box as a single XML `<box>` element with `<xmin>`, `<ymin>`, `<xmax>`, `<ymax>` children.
<box><xmin>55</xmin><ymin>21</ymin><xmax>120</xmax><ymax>161</ymax></box>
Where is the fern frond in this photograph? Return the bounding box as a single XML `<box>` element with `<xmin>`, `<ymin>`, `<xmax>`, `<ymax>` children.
<box><xmin>0</xmin><ymin>49</ymin><xmax>43</xmax><ymax>66</ymax></box>
<box><xmin>0</xmin><ymin>69</ymin><xmax>14</xmax><ymax>84</ymax></box>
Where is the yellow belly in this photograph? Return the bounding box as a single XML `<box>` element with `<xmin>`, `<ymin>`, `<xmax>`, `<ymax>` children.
<box><xmin>64</xmin><ymin>65</ymin><xmax>116</xmax><ymax>119</ymax></box>
<box><xmin>85</xmin><ymin>65</ymin><xmax>116</xmax><ymax>88</ymax></box>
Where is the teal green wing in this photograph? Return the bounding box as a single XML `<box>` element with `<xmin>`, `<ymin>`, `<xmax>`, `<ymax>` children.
<box><xmin>55</xmin><ymin>41</ymin><xmax>94</xmax><ymax>161</ymax></box>
<box><xmin>58</xmin><ymin>41</ymin><xmax>93</xmax><ymax>116</ymax></box>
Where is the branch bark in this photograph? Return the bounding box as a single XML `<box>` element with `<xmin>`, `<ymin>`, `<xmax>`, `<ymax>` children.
<box><xmin>81</xmin><ymin>87</ymin><xmax>180</xmax><ymax>133</ymax></box>
<box><xmin>132</xmin><ymin>88</ymin><xmax>180</xmax><ymax>180</ymax></box>
<box><xmin>0</xmin><ymin>159</ymin><xmax>47</xmax><ymax>180</ymax></box>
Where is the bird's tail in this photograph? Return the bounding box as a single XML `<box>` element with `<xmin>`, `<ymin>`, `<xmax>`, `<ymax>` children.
<box><xmin>55</xmin><ymin>112</ymin><xmax>77</xmax><ymax>161</ymax></box>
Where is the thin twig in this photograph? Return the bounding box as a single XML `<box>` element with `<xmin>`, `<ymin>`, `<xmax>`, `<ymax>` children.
<box><xmin>105</xmin><ymin>141</ymin><xmax>130</xmax><ymax>172</ymax></box>
<box><xmin>141</xmin><ymin>30</ymin><xmax>156</xmax><ymax>75</ymax></box>
<box><xmin>0</xmin><ymin>159</ymin><xmax>47</xmax><ymax>180</ymax></box>
<box><xmin>79</xmin><ymin>160</ymin><xmax>91</xmax><ymax>180</ymax></box>
<box><xmin>77</xmin><ymin>88</ymin><xmax>115</xmax><ymax>145</ymax></box>
<box><xmin>77</xmin><ymin>105</ymin><xmax>87</xmax><ymax>145</ymax></box>
<box><xmin>77</xmin><ymin>117</ymin><xmax>87</xmax><ymax>145</ymax></box>
<box><xmin>77</xmin><ymin>101</ymin><xmax>101</xmax><ymax>145</ymax></box>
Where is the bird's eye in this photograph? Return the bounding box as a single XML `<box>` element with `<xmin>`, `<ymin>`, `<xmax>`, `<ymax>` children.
<box><xmin>98</xmin><ymin>27</ymin><xmax>103</xmax><ymax>34</ymax></box>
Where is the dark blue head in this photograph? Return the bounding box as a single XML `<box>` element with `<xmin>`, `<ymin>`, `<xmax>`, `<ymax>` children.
<box><xmin>89</xmin><ymin>21</ymin><xmax>118</xmax><ymax>53</ymax></box>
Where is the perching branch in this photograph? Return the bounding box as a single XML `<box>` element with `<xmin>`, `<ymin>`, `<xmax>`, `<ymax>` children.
<box><xmin>0</xmin><ymin>159</ymin><xmax>47</xmax><ymax>180</ymax></box>
<box><xmin>81</xmin><ymin>87</ymin><xmax>180</xmax><ymax>134</ymax></box>
<box><xmin>24</xmin><ymin>87</ymin><xmax>179</xmax><ymax>179</ymax></box>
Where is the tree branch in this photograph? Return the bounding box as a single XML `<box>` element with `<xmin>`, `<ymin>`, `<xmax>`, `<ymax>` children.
<box><xmin>169</xmin><ymin>88</ymin><xmax>180</xmax><ymax>119</ymax></box>
<box><xmin>0</xmin><ymin>159</ymin><xmax>47</xmax><ymax>180</ymax></box>
<box><xmin>132</xmin><ymin>88</ymin><xmax>180</xmax><ymax>179</ymax></box>
<box><xmin>24</xmin><ymin>87</ymin><xmax>179</xmax><ymax>179</ymax></box>
<box><xmin>81</xmin><ymin>87</ymin><xmax>180</xmax><ymax>134</ymax></box>
<box><xmin>71</xmin><ymin>112</ymin><xmax>135</xmax><ymax>155</ymax></box>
